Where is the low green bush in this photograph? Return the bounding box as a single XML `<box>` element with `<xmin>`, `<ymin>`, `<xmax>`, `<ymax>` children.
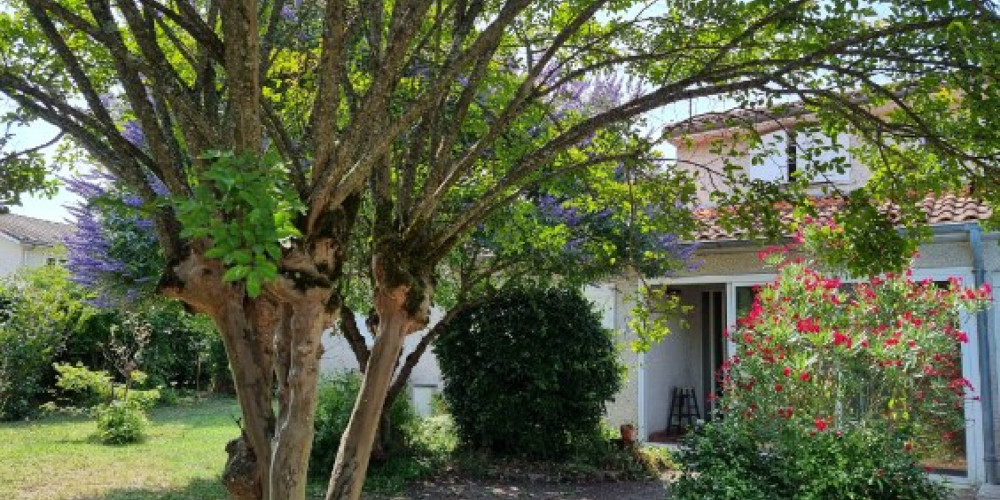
<box><xmin>0</xmin><ymin>266</ymin><xmax>90</xmax><ymax>420</ymax></box>
<box><xmin>60</xmin><ymin>301</ymin><xmax>224</xmax><ymax>393</ymax></box>
<box><xmin>94</xmin><ymin>399</ymin><xmax>149</xmax><ymax>445</ymax></box>
<box><xmin>672</xmin><ymin>420</ymin><xmax>947</xmax><ymax>500</ymax></box>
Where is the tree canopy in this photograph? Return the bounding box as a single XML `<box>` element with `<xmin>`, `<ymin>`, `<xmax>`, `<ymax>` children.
<box><xmin>2</xmin><ymin>1</ymin><xmax>999</xmax><ymax>500</ymax></box>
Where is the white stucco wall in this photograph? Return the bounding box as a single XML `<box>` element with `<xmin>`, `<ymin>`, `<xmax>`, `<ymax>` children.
<box><xmin>0</xmin><ymin>238</ymin><xmax>66</xmax><ymax>277</ymax></box>
<box><xmin>319</xmin><ymin>309</ymin><xmax>445</xmax><ymax>415</ymax></box>
<box><xmin>584</xmin><ymin>280</ymin><xmax>642</xmax><ymax>432</ymax></box>
<box><xmin>0</xmin><ymin>237</ymin><xmax>24</xmax><ymax>277</ymax></box>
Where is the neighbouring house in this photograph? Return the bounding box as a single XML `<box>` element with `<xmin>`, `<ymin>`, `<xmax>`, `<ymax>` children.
<box><xmin>596</xmin><ymin>105</ymin><xmax>999</xmax><ymax>486</ymax></box>
<box><xmin>0</xmin><ymin>212</ymin><xmax>73</xmax><ymax>277</ymax></box>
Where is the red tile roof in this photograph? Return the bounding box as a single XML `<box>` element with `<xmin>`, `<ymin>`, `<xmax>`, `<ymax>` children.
<box><xmin>694</xmin><ymin>193</ymin><xmax>992</xmax><ymax>242</ymax></box>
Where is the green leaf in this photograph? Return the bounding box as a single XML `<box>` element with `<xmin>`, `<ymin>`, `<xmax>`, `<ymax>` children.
<box><xmin>223</xmin><ymin>265</ymin><xmax>250</xmax><ymax>282</ymax></box>
<box><xmin>246</xmin><ymin>274</ymin><xmax>262</xmax><ymax>297</ymax></box>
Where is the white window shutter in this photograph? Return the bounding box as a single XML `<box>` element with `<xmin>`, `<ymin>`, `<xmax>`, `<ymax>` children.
<box><xmin>747</xmin><ymin>130</ymin><xmax>788</xmax><ymax>182</ymax></box>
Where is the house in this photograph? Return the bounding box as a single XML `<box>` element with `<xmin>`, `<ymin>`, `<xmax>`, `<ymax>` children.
<box><xmin>596</xmin><ymin>106</ymin><xmax>999</xmax><ymax>486</ymax></box>
<box><xmin>0</xmin><ymin>212</ymin><xmax>73</xmax><ymax>277</ymax></box>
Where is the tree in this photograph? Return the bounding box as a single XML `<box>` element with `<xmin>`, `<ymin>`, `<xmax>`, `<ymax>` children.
<box><xmin>1</xmin><ymin>2</ymin><xmax>997</xmax><ymax>500</ymax></box>
<box><xmin>0</xmin><ymin>118</ymin><xmax>60</xmax><ymax>208</ymax></box>
<box><xmin>333</xmin><ymin>75</ymin><xmax>701</xmax><ymax>458</ymax></box>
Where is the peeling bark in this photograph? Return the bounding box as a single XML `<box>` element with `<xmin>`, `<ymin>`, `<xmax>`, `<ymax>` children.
<box><xmin>164</xmin><ymin>250</ymin><xmax>337</xmax><ymax>500</ymax></box>
<box><xmin>268</xmin><ymin>288</ymin><xmax>330</xmax><ymax>500</ymax></box>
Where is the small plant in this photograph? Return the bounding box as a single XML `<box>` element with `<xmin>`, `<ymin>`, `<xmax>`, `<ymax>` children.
<box><xmin>53</xmin><ymin>363</ymin><xmax>159</xmax><ymax>444</ymax></box>
<box><xmin>51</xmin><ymin>313</ymin><xmax>159</xmax><ymax>444</ymax></box>
<box><xmin>94</xmin><ymin>398</ymin><xmax>149</xmax><ymax>445</ymax></box>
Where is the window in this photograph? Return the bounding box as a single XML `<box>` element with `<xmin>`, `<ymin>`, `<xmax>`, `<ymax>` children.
<box><xmin>747</xmin><ymin>130</ymin><xmax>851</xmax><ymax>184</ymax></box>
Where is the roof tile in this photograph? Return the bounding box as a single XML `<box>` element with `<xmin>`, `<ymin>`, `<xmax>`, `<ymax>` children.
<box><xmin>0</xmin><ymin>213</ymin><xmax>73</xmax><ymax>246</ymax></box>
<box><xmin>694</xmin><ymin>194</ymin><xmax>992</xmax><ymax>242</ymax></box>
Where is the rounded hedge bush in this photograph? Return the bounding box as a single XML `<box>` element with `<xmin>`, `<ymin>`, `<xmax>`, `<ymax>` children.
<box><xmin>434</xmin><ymin>287</ymin><xmax>621</xmax><ymax>459</ymax></box>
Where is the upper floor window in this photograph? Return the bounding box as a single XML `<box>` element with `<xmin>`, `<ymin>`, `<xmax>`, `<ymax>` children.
<box><xmin>747</xmin><ymin>130</ymin><xmax>851</xmax><ymax>184</ymax></box>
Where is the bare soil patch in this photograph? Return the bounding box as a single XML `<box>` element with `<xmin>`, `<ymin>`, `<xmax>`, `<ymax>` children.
<box><xmin>366</xmin><ymin>476</ymin><xmax>667</xmax><ymax>500</ymax></box>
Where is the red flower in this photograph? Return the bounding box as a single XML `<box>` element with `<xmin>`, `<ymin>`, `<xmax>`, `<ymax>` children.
<box><xmin>796</xmin><ymin>317</ymin><xmax>820</xmax><ymax>334</ymax></box>
<box><xmin>782</xmin><ymin>366</ymin><xmax>792</xmax><ymax>377</ymax></box>
<box><xmin>800</xmin><ymin>372</ymin><xmax>812</xmax><ymax>382</ymax></box>
<box><xmin>832</xmin><ymin>330</ymin><xmax>851</xmax><ymax>348</ymax></box>
<box><xmin>774</xmin><ymin>384</ymin><xmax>783</xmax><ymax>392</ymax></box>
<box><xmin>814</xmin><ymin>418</ymin><xmax>828</xmax><ymax>432</ymax></box>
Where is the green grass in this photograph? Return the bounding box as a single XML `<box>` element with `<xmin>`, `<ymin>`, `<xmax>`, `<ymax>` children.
<box><xmin>0</xmin><ymin>397</ymin><xmax>241</xmax><ymax>500</ymax></box>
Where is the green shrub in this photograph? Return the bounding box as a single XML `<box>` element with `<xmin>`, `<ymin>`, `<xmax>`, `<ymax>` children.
<box><xmin>672</xmin><ymin>420</ymin><xmax>948</xmax><ymax>500</ymax></box>
<box><xmin>434</xmin><ymin>287</ymin><xmax>621</xmax><ymax>459</ymax></box>
<box><xmin>308</xmin><ymin>373</ymin><xmax>417</xmax><ymax>478</ymax></box>
<box><xmin>52</xmin><ymin>362</ymin><xmax>158</xmax><ymax>443</ymax></box>
<box><xmin>0</xmin><ymin>266</ymin><xmax>90</xmax><ymax>420</ymax></box>
<box><xmin>60</xmin><ymin>301</ymin><xmax>224</xmax><ymax>393</ymax></box>
<box><xmin>94</xmin><ymin>399</ymin><xmax>148</xmax><ymax>445</ymax></box>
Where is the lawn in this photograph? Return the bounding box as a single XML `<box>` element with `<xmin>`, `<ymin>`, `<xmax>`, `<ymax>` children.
<box><xmin>0</xmin><ymin>397</ymin><xmax>241</xmax><ymax>500</ymax></box>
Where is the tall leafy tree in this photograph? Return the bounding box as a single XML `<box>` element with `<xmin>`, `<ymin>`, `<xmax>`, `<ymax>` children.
<box><xmin>1</xmin><ymin>2</ymin><xmax>998</xmax><ymax>500</ymax></box>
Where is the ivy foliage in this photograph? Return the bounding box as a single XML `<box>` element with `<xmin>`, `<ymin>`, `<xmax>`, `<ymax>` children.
<box><xmin>175</xmin><ymin>151</ymin><xmax>304</xmax><ymax>296</ymax></box>
<box><xmin>434</xmin><ymin>287</ymin><xmax>621</xmax><ymax>459</ymax></box>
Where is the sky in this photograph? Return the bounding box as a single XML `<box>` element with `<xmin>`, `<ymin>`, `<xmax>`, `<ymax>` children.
<box><xmin>7</xmin><ymin>118</ymin><xmax>78</xmax><ymax>223</ymax></box>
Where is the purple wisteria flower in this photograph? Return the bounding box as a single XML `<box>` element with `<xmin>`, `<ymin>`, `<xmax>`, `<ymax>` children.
<box><xmin>536</xmin><ymin>195</ymin><xmax>584</xmax><ymax>226</ymax></box>
<box><xmin>280</xmin><ymin>4</ymin><xmax>296</xmax><ymax>20</ymax></box>
<box><xmin>122</xmin><ymin>120</ymin><xmax>145</xmax><ymax>147</ymax></box>
<box><xmin>63</xmin><ymin>170</ymin><xmax>160</xmax><ymax>307</ymax></box>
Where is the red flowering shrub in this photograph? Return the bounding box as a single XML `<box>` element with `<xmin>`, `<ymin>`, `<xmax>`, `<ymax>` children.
<box><xmin>721</xmin><ymin>247</ymin><xmax>990</xmax><ymax>459</ymax></box>
<box><xmin>673</xmin><ymin>242</ymin><xmax>991</xmax><ymax>500</ymax></box>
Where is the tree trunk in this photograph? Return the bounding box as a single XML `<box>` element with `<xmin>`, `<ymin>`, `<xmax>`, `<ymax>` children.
<box><xmin>324</xmin><ymin>260</ymin><xmax>432</xmax><ymax>500</ymax></box>
<box><xmin>213</xmin><ymin>299</ymin><xmax>279</xmax><ymax>500</ymax></box>
<box><xmin>324</xmin><ymin>310</ymin><xmax>406</xmax><ymax>500</ymax></box>
<box><xmin>164</xmin><ymin>251</ymin><xmax>337</xmax><ymax>500</ymax></box>
<box><xmin>268</xmin><ymin>290</ymin><xmax>329</xmax><ymax>500</ymax></box>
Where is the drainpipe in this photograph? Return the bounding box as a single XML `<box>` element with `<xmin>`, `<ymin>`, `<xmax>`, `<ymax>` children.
<box><xmin>970</xmin><ymin>224</ymin><xmax>998</xmax><ymax>484</ymax></box>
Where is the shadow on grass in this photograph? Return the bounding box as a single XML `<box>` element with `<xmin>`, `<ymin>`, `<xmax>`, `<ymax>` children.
<box><xmin>71</xmin><ymin>477</ymin><xmax>229</xmax><ymax>500</ymax></box>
